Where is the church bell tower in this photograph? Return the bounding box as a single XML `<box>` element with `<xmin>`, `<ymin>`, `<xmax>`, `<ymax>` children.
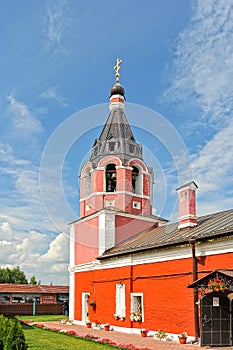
<box><xmin>79</xmin><ymin>59</ymin><xmax>153</xmax><ymax>218</ymax></box>
<box><xmin>70</xmin><ymin>59</ymin><xmax>160</xmax><ymax>267</ymax></box>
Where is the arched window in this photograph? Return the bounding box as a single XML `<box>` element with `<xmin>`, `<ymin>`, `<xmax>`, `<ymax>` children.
<box><xmin>132</xmin><ymin>166</ymin><xmax>141</xmax><ymax>194</ymax></box>
<box><xmin>105</xmin><ymin>164</ymin><xmax>116</xmax><ymax>192</ymax></box>
<box><xmin>84</xmin><ymin>168</ymin><xmax>91</xmax><ymax>197</ymax></box>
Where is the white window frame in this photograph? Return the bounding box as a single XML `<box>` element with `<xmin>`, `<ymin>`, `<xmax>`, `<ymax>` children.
<box><xmin>82</xmin><ymin>292</ymin><xmax>90</xmax><ymax>323</ymax></box>
<box><xmin>115</xmin><ymin>283</ymin><xmax>126</xmax><ymax>319</ymax></box>
<box><xmin>130</xmin><ymin>292</ymin><xmax>144</xmax><ymax>322</ymax></box>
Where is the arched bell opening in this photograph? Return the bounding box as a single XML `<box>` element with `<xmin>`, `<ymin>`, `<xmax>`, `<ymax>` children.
<box><xmin>84</xmin><ymin>167</ymin><xmax>91</xmax><ymax>197</ymax></box>
<box><xmin>132</xmin><ymin>165</ymin><xmax>142</xmax><ymax>195</ymax></box>
<box><xmin>105</xmin><ymin>163</ymin><xmax>116</xmax><ymax>192</ymax></box>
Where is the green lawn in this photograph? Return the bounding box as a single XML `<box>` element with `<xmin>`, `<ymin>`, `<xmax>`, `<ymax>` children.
<box><xmin>17</xmin><ymin>315</ymin><xmax>64</xmax><ymax>322</ymax></box>
<box><xmin>21</xmin><ymin>326</ymin><xmax>115</xmax><ymax>350</ymax></box>
<box><xmin>15</xmin><ymin>316</ymin><xmax>118</xmax><ymax>350</ymax></box>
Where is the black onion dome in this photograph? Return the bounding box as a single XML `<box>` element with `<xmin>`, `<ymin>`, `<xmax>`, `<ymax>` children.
<box><xmin>110</xmin><ymin>82</ymin><xmax>125</xmax><ymax>97</ymax></box>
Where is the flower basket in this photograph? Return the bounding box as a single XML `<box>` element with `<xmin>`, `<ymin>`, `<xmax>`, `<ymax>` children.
<box><xmin>130</xmin><ymin>312</ymin><xmax>142</xmax><ymax>322</ymax></box>
<box><xmin>87</xmin><ymin>300</ymin><xmax>96</xmax><ymax>310</ymax></box>
<box><xmin>104</xmin><ymin>323</ymin><xmax>110</xmax><ymax>331</ymax></box>
<box><xmin>207</xmin><ymin>278</ymin><xmax>227</xmax><ymax>292</ymax></box>
<box><xmin>114</xmin><ymin>314</ymin><xmax>125</xmax><ymax>321</ymax></box>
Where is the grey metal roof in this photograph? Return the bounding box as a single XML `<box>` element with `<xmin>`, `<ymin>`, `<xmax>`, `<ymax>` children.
<box><xmin>89</xmin><ymin>107</ymin><xmax>142</xmax><ymax>168</ymax></box>
<box><xmin>98</xmin><ymin>209</ymin><xmax>233</xmax><ymax>259</ymax></box>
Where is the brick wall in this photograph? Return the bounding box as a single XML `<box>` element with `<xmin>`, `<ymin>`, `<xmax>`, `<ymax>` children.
<box><xmin>74</xmin><ymin>251</ymin><xmax>233</xmax><ymax>335</ymax></box>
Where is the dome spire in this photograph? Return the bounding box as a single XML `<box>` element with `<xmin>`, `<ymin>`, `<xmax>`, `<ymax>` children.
<box><xmin>114</xmin><ymin>58</ymin><xmax>123</xmax><ymax>83</ymax></box>
<box><xmin>110</xmin><ymin>58</ymin><xmax>125</xmax><ymax>99</ymax></box>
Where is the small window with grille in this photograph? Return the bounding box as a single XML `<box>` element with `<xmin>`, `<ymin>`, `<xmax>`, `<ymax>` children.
<box><xmin>130</xmin><ymin>293</ymin><xmax>144</xmax><ymax>322</ymax></box>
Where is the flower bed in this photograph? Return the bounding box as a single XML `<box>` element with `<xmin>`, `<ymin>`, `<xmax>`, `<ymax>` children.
<box><xmin>19</xmin><ymin>320</ymin><xmax>152</xmax><ymax>350</ymax></box>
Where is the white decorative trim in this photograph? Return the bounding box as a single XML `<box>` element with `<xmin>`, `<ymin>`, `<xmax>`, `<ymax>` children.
<box><xmin>178</xmin><ymin>222</ymin><xmax>197</xmax><ymax>229</ymax></box>
<box><xmin>116</xmin><ymin>166</ymin><xmax>133</xmax><ymax>170</ymax></box>
<box><xmin>69</xmin><ymin>238</ymin><xmax>233</xmax><ymax>273</ymax></box>
<box><xmin>72</xmin><ymin>318</ymin><xmax>195</xmax><ymax>340</ymax></box>
<box><xmin>80</xmin><ymin>190</ymin><xmax>150</xmax><ymax>202</ymax></box>
<box><xmin>177</xmin><ymin>182</ymin><xmax>198</xmax><ymax>192</ymax></box>
<box><xmin>99</xmin><ymin>213</ymin><xmax>106</xmax><ymax>255</ymax></box>
<box><xmin>98</xmin><ymin>156</ymin><xmax>122</xmax><ymax>168</ymax></box>
<box><xmin>132</xmin><ymin>201</ymin><xmax>141</xmax><ymax>209</ymax></box>
<box><xmin>69</xmin><ymin>271</ymin><xmax>75</xmax><ymax>320</ymax></box>
<box><xmin>69</xmin><ymin>207</ymin><xmax>157</xmax><ymax>225</ymax></box>
<box><xmin>69</xmin><ymin>224</ymin><xmax>75</xmax><ymax>267</ymax></box>
<box><xmin>69</xmin><ymin>223</ymin><xmax>75</xmax><ymax>321</ymax></box>
<box><xmin>93</xmin><ymin>167</ymin><xmax>105</xmax><ymax>171</ymax></box>
<box><xmin>105</xmin><ymin>199</ymin><xmax>115</xmax><ymax>207</ymax></box>
<box><xmin>178</xmin><ymin>214</ymin><xmax>196</xmax><ymax>220</ymax></box>
<box><xmin>109</xmin><ymin>102</ymin><xmax>125</xmax><ymax>111</ymax></box>
<box><xmin>110</xmin><ymin>94</ymin><xmax>124</xmax><ymax>100</ymax></box>
<box><xmin>99</xmin><ymin>211</ymin><xmax>115</xmax><ymax>255</ymax></box>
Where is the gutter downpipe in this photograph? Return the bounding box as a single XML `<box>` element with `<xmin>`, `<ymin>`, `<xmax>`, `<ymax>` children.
<box><xmin>130</xmin><ymin>255</ymin><xmax>133</xmax><ymax>329</ymax></box>
<box><xmin>189</xmin><ymin>238</ymin><xmax>200</xmax><ymax>341</ymax></box>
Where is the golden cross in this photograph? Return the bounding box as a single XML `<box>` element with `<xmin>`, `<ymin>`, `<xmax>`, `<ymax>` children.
<box><xmin>114</xmin><ymin>58</ymin><xmax>122</xmax><ymax>82</ymax></box>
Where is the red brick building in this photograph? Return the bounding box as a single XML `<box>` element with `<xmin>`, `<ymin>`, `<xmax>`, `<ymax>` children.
<box><xmin>69</xmin><ymin>65</ymin><xmax>233</xmax><ymax>347</ymax></box>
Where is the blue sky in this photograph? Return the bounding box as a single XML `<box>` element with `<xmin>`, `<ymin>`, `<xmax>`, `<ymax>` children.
<box><xmin>1</xmin><ymin>0</ymin><xmax>233</xmax><ymax>285</ymax></box>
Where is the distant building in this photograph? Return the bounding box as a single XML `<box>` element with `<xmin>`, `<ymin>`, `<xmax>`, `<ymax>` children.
<box><xmin>0</xmin><ymin>284</ymin><xmax>69</xmax><ymax>304</ymax></box>
<box><xmin>69</xmin><ymin>61</ymin><xmax>233</xmax><ymax>347</ymax></box>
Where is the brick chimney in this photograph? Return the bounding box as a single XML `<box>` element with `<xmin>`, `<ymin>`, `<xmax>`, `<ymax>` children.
<box><xmin>177</xmin><ymin>181</ymin><xmax>198</xmax><ymax>229</ymax></box>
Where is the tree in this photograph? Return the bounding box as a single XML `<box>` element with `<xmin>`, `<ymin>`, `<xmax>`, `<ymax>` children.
<box><xmin>0</xmin><ymin>266</ymin><xmax>28</xmax><ymax>284</ymax></box>
<box><xmin>0</xmin><ymin>315</ymin><xmax>28</xmax><ymax>349</ymax></box>
<box><xmin>29</xmin><ymin>275</ymin><xmax>37</xmax><ymax>285</ymax></box>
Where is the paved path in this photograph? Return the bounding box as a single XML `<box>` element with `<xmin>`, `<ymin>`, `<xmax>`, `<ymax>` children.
<box><xmin>37</xmin><ymin>321</ymin><xmax>233</xmax><ymax>350</ymax></box>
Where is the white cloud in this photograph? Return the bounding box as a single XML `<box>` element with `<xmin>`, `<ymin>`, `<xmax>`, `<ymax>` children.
<box><xmin>44</xmin><ymin>0</ymin><xmax>70</xmax><ymax>56</ymax></box>
<box><xmin>192</xmin><ymin>119</ymin><xmax>233</xmax><ymax>192</ymax></box>
<box><xmin>165</xmin><ymin>0</ymin><xmax>233</xmax><ymax>126</ymax></box>
<box><xmin>163</xmin><ymin>0</ymin><xmax>233</xmax><ymax>214</ymax></box>
<box><xmin>7</xmin><ymin>94</ymin><xmax>42</xmax><ymax>135</ymax></box>
<box><xmin>40</xmin><ymin>86</ymin><xmax>69</xmax><ymax>107</ymax></box>
<box><xmin>0</xmin><ymin>141</ymin><xmax>71</xmax><ymax>235</ymax></box>
<box><xmin>0</xmin><ymin>222</ymin><xmax>69</xmax><ymax>285</ymax></box>
<box><xmin>40</xmin><ymin>233</ymin><xmax>69</xmax><ymax>263</ymax></box>
<box><xmin>0</xmin><ymin>221</ymin><xmax>13</xmax><ymax>241</ymax></box>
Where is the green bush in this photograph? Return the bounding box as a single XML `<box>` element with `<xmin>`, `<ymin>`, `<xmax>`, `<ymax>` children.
<box><xmin>0</xmin><ymin>315</ymin><xmax>27</xmax><ymax>350</ymax></box>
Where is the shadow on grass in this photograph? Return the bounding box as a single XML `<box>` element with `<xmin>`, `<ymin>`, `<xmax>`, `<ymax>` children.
<box><xmin>10</xmin><ymin>316</ymin><xmax>33</xmax><ymax>329</ymax></box>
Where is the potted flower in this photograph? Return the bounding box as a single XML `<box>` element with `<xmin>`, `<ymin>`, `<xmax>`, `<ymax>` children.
<box><xmin>86</xmin><ymin>320</ymin><xmax>92</xmax><ymax>328</ymax></box>
<box><xmin>178</xmin><ymin>331</ymin><xmax>188</xmax><ymax>344</ymax></box>
<box><xmin>140</xmin><ymin>328</ymin><xmax>149</xmax><ymax>337</ymax></box>
<box><xmin>114</xmin><ymin>314</ymin><xmax>125</xmax><ymax>321</ymax></box>
<box><xmin>130</xmin><ymin>312</ymin><xmax>142</xmax><ymax>322</ymax></box>
<box><xmin>155</xmin><ymin>329</ymin><xmax>167</xmax><ymax>341</ymax></box>
<box><xmin>93</xmin><ymin>320</ymin><xmax>102</xmax><ymax>329</ymax></box>
<box><xmin>104</xmin><ymin>323</ymin><xmax>110</xmax><ymax>331</ymax></box>
<box><xmin>60</xmin><ymin>316</ymin><xmax>69</xmax><ymax>324</ymax></box>
<box><xmin>208</xmin><ymin>278</ymin><xmax>227</xmax><ymax>292</ymax></box>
